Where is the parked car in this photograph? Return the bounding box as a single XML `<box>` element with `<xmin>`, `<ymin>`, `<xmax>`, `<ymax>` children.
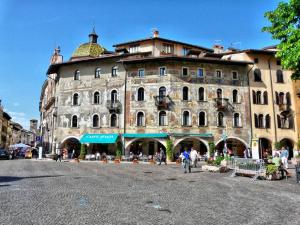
<box><xmin>0</xmin><ymin>149</ymin><xmax>10</xmax><ymax>160</ymax></box>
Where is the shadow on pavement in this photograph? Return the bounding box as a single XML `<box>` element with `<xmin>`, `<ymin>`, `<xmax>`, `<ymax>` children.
<box><xmin>0</xmin><ymin>175</ymin><xmax>64</xmax><ymax>184</ymax></box>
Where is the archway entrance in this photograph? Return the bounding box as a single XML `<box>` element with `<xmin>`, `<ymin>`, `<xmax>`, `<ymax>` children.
<box><xmin>174</xmin><ymin>138</ymin><xmax>208</xmax><ymax>158</ymax></box>
<box><xmin>60</xmin><ymin>137</ymin><xmax>81</xmax><ymax>159</ymax></box>
<box><xmin>279</xmin><ymin>138</ymin><xmax>294</xmax><ymax>159</ymax></box>
<box><xmin>216</xmin><ymin>138</ymin><xmax>247</xmax><ymax>157</ymax></box>
<box><xmin>258</xmin><ymin>138</ymin><xmax>272</xmax><ymax>159</ymax></box>
<box><xmin>125</xmin><ymin>138</ymin><xmax>166</xmax><ymax>156</ymax></box>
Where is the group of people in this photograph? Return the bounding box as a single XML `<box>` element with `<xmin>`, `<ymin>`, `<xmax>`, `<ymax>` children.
<box><xmin>272</xmin><ymin>146</ymin><xmax>289</xmax><ymax>169</ymax></box>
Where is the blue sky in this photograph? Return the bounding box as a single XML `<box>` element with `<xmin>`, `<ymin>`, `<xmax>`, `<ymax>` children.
<box><xmin>0</xmin><ymin>0</ymin><xmax>283</xmax><ymax>129</ymax></box>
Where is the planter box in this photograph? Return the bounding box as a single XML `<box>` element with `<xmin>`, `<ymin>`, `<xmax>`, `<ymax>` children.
<box><xmin>202</xmin><ymin>164</ymin><xmax>220</xmax><ymax>172</ymax></box>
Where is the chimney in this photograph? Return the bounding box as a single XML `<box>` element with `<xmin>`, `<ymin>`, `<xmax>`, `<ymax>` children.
<box><xmin>153</xmin><ymin>29</ymin><xmax>159</xmax><ymax>38</ymax></box>
<box><xmin>50</xmin><ymin>46</ymin><xmax>63</xmax><ymax>64</ymax></box>
<box><xmin>213</xmin><ymin>44</ymin><xmax>224</xmax><ymax>53</ymax></box>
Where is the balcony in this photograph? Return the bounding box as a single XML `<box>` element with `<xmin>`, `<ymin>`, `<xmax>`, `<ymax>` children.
<box><xmin>153</xmin><ymin>95</ymin><xmax>172</xmax><ymax>110</ymax></box>
<box><xmin>106</xmin><ymin>100</ymin><xmax>122</xmax><ymax>113</ymax></box>
<box><xmin>213</xmin><ymin>98</ymin><xmax>234</xmax><ymax>111</ymax></box>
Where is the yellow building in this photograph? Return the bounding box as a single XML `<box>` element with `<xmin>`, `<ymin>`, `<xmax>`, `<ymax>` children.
<box><xmin>223</xmin><ymin>46</ymin><xmax>298</xmax><ymax>159</ymax></box>
<box><xmin>0</xmin><ymin>103</ymin><xmax>12</xmax><ymax>149</ymax></box>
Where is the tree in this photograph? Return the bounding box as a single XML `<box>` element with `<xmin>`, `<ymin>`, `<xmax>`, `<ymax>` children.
<box><xmin>79</xmin><ymin>144</ymin><xmax>87</xmax><ymax>159</ymax></box>
<box><xmin>262</xmin><ymin>0</ymin><xmax>300</xmax><ymax>80</ymax></box>
<box><xmin>166</xmin><ymin>140</ymin><xmax>174</xmax><ymax>162</ymax></box>
<box><xmin>208</xmin><ymin>141</ymin><xmax>216</xmax><ymax>157</ymax></box>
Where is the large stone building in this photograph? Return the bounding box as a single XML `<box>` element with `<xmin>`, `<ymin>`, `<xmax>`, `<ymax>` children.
<box><xmin>42</xmin><ymin>30</ymin><xmax>298</xmax><ymax>158</ymax></box>
<box><xmin>0</xmin><ymin>101</ymin><xmax>12</xmax><ymax>149</ymax></box>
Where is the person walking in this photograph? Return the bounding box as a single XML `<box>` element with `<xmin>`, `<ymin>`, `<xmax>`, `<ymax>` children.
<box><xmin>190</xmin><ymin>147</ymin><xmax>198</xmax><ymax>168</ymax></box>
<box><xmin>160</xmin><ymin>148</ymin><xmax>167</xmax><ymax>165</ymax></box>
<box><xmin>56</xmin><ymin>149</ymin><xmax>62</xmax><ymax>162</ymax></box>
<box><xmin>182</xmin><ymin>148</ymin><xmax>191</xmax><ymax>173</ymax></box>
<box><xmin>280</xmin><ymin>146</ymin><xmax>289</xmax><ymax>169</ymax></box>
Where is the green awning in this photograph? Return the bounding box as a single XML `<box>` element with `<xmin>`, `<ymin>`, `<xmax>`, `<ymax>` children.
<box><xmin>80</xmin><ymin>133</ymin><xmax>119</xmax><ymax>144</ymax></box>
<box><xmin>123</xmin><ymin>133</ymin><xmax>168</xmax><ymax>138</ymax></box>
<box><xmin>170</xmin><ymin>133</ymin><xmax>213</xmax><ymax>138</ymax></box>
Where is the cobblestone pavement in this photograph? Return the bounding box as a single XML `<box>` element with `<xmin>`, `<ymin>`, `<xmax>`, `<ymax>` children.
<box><xmin>0</xmin><ymin>160</ymin><xmax>299</xmax><ymax>225</ymax></box>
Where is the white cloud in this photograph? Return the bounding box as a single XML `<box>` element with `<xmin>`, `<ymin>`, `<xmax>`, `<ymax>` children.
<box><xmin>8</xmin><ymin>111</ymin><xmax>29</xmax><ymax>129</ymax></box>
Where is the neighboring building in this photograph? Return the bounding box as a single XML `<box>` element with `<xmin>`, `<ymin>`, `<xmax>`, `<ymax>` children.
<box><xmin>0</xmin><ymin>101</ymin><xmax>12</xmax><ymax>149</ymax></box>
<box><xmin>39</xmin><ymin>47</ymin><xmax>62</xmax><ymax>153</ymax></box>
<box><xmin>44</xmin><ymin>30</ymin><xmax>254</xmax><ymax>157</ymax></box>
<box><xmin>223</xmin><ymin>46</ymin><xmax>298</xmax><ymax>158</ymax></box>
<box><xmin>11</xmin><ymin>122</ymin><xmax>22</xmax><ymax>144</ymax></box>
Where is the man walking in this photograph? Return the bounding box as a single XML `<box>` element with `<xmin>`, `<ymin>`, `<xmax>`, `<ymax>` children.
<box><xmin>190</xmin><ymin>147</ymin><xmax>198</xmax><ymax>168</ymax></box>
<box><xmin>56</xmin><ymin>149</ymin><xmax>62</xmax><ymax>162</ymax></box>
<box><xmin>280</xmin><ymin>146</ymin><xmax>289</xmax><ymax>169</ymax></box>
<box><xmin>182</xmin><ymin>148</ymin><xmax>191</xmax><ymax>173</ymax></box>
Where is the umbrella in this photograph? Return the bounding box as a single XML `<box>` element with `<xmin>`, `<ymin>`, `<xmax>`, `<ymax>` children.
<box><xmin>11</xmin><ymin>143</ymin><xmax>30</xmax><ymax>149</ymax></box>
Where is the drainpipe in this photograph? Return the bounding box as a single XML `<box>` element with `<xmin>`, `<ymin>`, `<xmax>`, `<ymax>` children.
<box><xmin>268</xmin><ymin>57</ymin><xmax>277</xmax><ymax>143</ymax></box>
<box><xmin>247</xmin><ymin>64</ymin><xmax>254</xmax><ymax>147</ymax></box>
<box><xmin>122</xmin><ymin>61</ymin><xmax>128</xmax><ymax>155</ymax></box>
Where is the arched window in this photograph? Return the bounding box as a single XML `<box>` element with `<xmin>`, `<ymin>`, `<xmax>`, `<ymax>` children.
<box><xmin>276</xmin><ymin>70</ymin><xmax>283</xmax><ymax>83</ymax></box>
<box><xmin>111</xmin><ymin>90</ymin><xmax>118</xmax><ymax>102</ymax></box>
<box><xmin>254</xmin><ymin>114</ymin><xmax>258</xmax><ymax>128</ymax></box>
<box><xmin>217</xmin><ymin>112</ymin><xmax>224</xmax><ymax>127</ymax></box>
<box><xmin>232</xmin><ymin>90</ymin><xmax>238</xmax><ymax>103</ymax></box>
<box><xmin>277</xmin><ymin>115</ymin><xmax>282</xmax><ymax>128</ymax></box>
<box><xmin>263</xmin><ymin>91</ymin><xmax>268</xmax><ymax>105</ymax></box>
<box><xmin>286</xmin><ymin>92</ymin><xmax>291</xmax><ymax>105</ymax></box>
<box><xmin>182</xmin><ymin>86</ymin><xmax>189</xmax><ymax>101</ymax></box>
<box><xmin>137</xmin><ymin>112</ymin><xmax>144</xmax><ymax>126</ymax></box>
<box><xmin>159</xmin><ymin>111</ymin><xmax>167</xmax><ymax>126</ymax></box>
<box><xmin>74</xmin><ymin>70</ymin><xmax>80</xmax><ymax>80</ymax></box>
<box><xmin>111</xmin><ymin>114</ymin><xmax>117</xmax><ymax>127</ymax></box>
<box><xmin>198</xmin><ymin>87</ymin><xmax>204</xmax><ymax>101</ymax></box>
<box><xmin>252</xmin><ymin>91</ymin><xmax>257</xmax><ymax>104</ymax></box>
<box><xmin>95</xmin><ymin>68</ymin><xmax>101</xmax><ymax>78</ymax></box>
<box><xmin>73</xmin><ymin>93</ymin><xmax>79</xmax><ymax>105</ymax></box>
<box><xmin>258</xmin><ymin>114</ymin><xmax>264</xmax><ymax>128</ymax></box>
<box><xmin>182</xmin><ymin>111</ymin><xmax>190</xmax><ymax>126</ymax></box>
<box><xmin>137</xmin><ymin>88</ymin><xmax>144</xmax><ymax>101</ymax></box>
<box><xmin>111</xmin><ymin>66</ymin><xmax>118</xmax><ymax>77</ymax></box>
<box><xmin>92</xmin><ymin>114</ymin><xmax>99</xmax><ymax>127</ymax></box>
<box><xmin>233</xmin><ymin>113</ymin><xmax>240</xmax><ymax>127</ymax></box>
<box><xmin>279</xmin><ymin>92</ymin><xmax>284</xmax><ymax>104</ymax></box>
<box><xmin>94</xmin><ymin>92</ymin><xmax>100</xmax><ymax>104</ymax></box>
<box><xmin>159</xmin><ymin>87</ymin><xmax>166</xmax><ymax>100</ymax></box>
<box><xmin>254</xmin><ymin>69</ymin><xmax>261</xmax><ymax>82</ymax></box>
<box><xmin>199</xmin><ymin>112</ymin><xmax>206</xmax><ymax>127</ymax></box>
<box><xmin>257</xmin><ymin>91</ymin><xmax>261</xmax><ymax>104</ymax></box>
<box><xmin>265</xmin><ymin>114</ymin><xmax>270</xmax><ymax>128</ymax></box>
<box><xmin>217</xmin><ymin>89</ymin><xmax>222</xmax><ymax>98</ymax></box>
<box><xmin>72</xmin><ymin>115</ymin><xmax>78</xmax><ymax>128</ymax></box>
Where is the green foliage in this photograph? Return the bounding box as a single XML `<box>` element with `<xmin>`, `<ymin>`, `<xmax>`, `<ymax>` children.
<box><xmin>79</xmin><ymin>144</ymin><xmax>87</xmax><ymax>160</ymax></box>
<box><xmin>274</xmin><ymin>142</ymin><xmax>283</xmax><ymax>150</ymax></box>
<box><xmin>266</xmin><ymin>164</ymin><xmax>278</xmax><ymax>175</ymax></box>
<box><xmin>208</xmin><ymin>141</ymin><xmax>215</xmax><ymax>157</ymax></box>
<box><xmin>166</xmin><ymin>140</ymin><xmax>173</xmax><ymax>161</ymax></box>
<box><xmin>262</xmin><ymin>0</ymin><xmax>300</xmax><ymax>79</ymax></box>
<box><xmin>214</xmin><ymin>156</ymin><xmax>224</xmax><ymax>166</ymax></box>
<box><xmin>115</xmin><ymin>142</ymin><xmax>123</xmax><ymax>159</ymax></box>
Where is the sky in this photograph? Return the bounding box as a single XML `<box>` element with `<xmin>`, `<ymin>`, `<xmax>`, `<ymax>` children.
<box><xmin>0</xmin><ymin>0</ymin><xmax>284</xmax><ymax>129</ymax></box>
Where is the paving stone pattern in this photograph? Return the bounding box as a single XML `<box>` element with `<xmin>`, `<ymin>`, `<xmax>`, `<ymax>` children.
<box><xmin>0</xmin><ymin>160</ymin><xmax>299</xmax><ymax>225</ymax></box>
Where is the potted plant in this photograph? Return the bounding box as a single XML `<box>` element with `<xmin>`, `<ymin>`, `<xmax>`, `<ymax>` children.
<box><xmin>208</xmin><ymin>141</ymin><xmax>215</xmax><ymax>158</ymax></box>
<box><xmin>266</xmin><ymin>164</ymin><xmax>279</xmax><ymax>180</ymax></box>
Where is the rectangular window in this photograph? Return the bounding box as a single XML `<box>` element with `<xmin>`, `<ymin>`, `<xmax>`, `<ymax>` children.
<box><xmin>159</xmin><ymin>67</ymin><xmax>166</xmax><ymax>76</ymax></box>
<box><xmin>216</xmin><ymin>70</ymin><xmax>222</xmax><ymax>78</ymax></box>
<box><xmin>232</xmin><ymin>71</ymin><xmax>238</xmax><ymax>80</ymax></box>
<box><xmin>197</xmin><ymin>68</ymin><xmax>204</xmax><ymax>77</ymax></box>
<box><xmin>162</xmin><ymin>44</ymin><xmax>174</xmax><ymax>54</ymax></box>
<box><xmin>138</xmin><ymin>69</ymin><xmax>145</xmax><ymax>77</ymax></box>
<box><xmin>254</xmin><ymin>58</ymin><xmax>259</xmax><ymax>63</ymax></box>
<box><xmin>182</xmin><ymin>48</ymin><xmax>189</xmax><ymax>56</ymax></box>
<box><xmin>129</xmin><ymin>45</ymin><xmax>140</xmax><ymax>53</ymax></box>
<box><xmin>182</xmin><ymin>67</ymin><xmax>188</xmax><ymax>76</ymax></box>
<box><xmin>276</xmin><ymin>60</ymin><xmax>281</xmax><ymax>66</ymax></box>
<box><xmin>112</xmin><ymin>66</ymin><xmax>118</xmax><ymax>77</ymax></box>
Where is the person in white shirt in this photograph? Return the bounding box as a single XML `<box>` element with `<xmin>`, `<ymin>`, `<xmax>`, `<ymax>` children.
<box><xmin>190</xmin><ymin>147</ymin><xmax>198</xmax><ymax>168</ymax></box>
